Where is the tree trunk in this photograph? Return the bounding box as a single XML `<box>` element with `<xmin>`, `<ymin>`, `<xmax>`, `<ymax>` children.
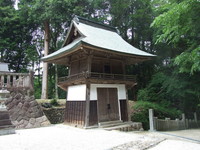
<box><xmin>55</xmin><ymin>64</ymin><xmax>58</xmax><ymax>99</ymax></box>
<box><xmin>41</xmin><ymin>20</ymin><xmax>50</xmax><ymax>99</ymax></box>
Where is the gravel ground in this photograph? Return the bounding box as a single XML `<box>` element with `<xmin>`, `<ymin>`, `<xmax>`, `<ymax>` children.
<box><xmin>112</xmin><ymin>137</ymin><xmax>164</xmax><ymax>150</ymax></box>
<box><xmin>0</xmin><ymin>125</ymin><xmax>159</xmax><ymax>150</ymax></box>
<box><xmin>0</xmin><ymin>125</ymin><xmax>199</xmax><ymax>150</ymax></box>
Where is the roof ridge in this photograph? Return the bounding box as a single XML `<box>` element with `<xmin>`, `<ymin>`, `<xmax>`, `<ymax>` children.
<box><xmin>74</xmin><ymin>16</ymin><xmax>117</xmax><ymax>33</ymax></box>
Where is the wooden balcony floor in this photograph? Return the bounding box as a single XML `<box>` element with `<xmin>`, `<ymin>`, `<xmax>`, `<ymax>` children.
<box><xmin>58</xmin><ymin>72</ymin><xmax>136</xmax><ymax>90</ymax></box>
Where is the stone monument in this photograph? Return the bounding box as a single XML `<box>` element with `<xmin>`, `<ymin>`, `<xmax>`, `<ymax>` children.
<box><xmin>0</xmin><ymin>62</ymin><xmax>15</xmax><ymax>135</ymax></box>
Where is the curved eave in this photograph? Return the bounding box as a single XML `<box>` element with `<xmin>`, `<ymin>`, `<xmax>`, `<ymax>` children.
<box><xmin>81</xmin><ymin>41</ymin><xmax>156</xmax><ymax>60</ymax></box>
<box><xmin>41</xmin><ymin>40</ymin><xmax>83</xmax><ymax>63</ymax></box>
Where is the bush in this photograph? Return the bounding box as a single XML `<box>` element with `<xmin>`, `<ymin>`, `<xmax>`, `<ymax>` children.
<box><xmin>131</xmin><ymin>101</ymin><xmax>181</xmax><ymax>130</ymax></box>
<box><xmin>50</xmin><ymin>98</ymin><xmax>59</xmax><ymax>106</ymax></box>
<box><xmin>41</xmin><ymin>102</ymin><xmax>52</xmax><ymax>108</ymax></box>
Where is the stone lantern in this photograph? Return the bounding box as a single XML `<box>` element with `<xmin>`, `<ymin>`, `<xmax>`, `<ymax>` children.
<box><xmin>0</xmin><ymin>62</ymin><xmax>10</xmax><ymax>110</ymax></box>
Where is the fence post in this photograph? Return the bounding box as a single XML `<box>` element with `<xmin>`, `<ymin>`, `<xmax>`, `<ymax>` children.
<box><xmin>175</xmin><ymin>118</ymin><xmax>179</xmax><ymax>130</ymax></box>
<box><xmin>149</xmin><ymin>109</ymin><xmax>156</xmax><ymax>131</ymax></box>
<box><xmin>154</xmin><ymin>117</ymin><xmax>158</xmax><ymax>130</ymax></box>
<box><xmin>186</xmin><ymin>119</ymin><xmax>189</xmax><ymax>129</ymax></box>
<box><xmin>182</xmin><ymin>113</ymin><xmax>186</xmax><ymax>129</ymax></box>
<box><xmin>165</xmin><ymin>118</ymin><xmax>170</xmax><ymax>130</ymax></box>
<box><xmin>194</xmin><ymin>112</ymin><xmax>197</xmax><ymax>122</ymax></box>
<box><xmin>194</xmin><ymin>112</ymin><xmax>199</xmax><ymax>128</ymax></box>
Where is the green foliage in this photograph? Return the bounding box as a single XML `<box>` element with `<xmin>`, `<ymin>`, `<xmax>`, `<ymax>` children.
<box><xmin>151</xmin><ymin>0</ymin><xmax>200</xmax><ymax>74</ymax></box>
<box><xmin>175</xmin><ymin>46</ymin><xmax>200</xmax><ymax>74</ymax></box>
<box><xmin>50</xmin><ymin>98</ymin><xmax>59</xmax><ymax>106</ymax></box>
<box><xmin>137</xmin><ymin>72</ymin><xmax>169</xmax><ymax>104</ymax></box>
<box><xmin>131</xmin><ymin>101</ymin><xmax>181</xmax><ymax>130</ymax></box>
<box><xmin>0</xmin><ymin>0</ymin><xmax>38</xmax><ymax>72</ymax></box>
<box><xmin>137</xmin><ymin>69</ymin><xmax>200</xmax><ymax>114</ymax></box>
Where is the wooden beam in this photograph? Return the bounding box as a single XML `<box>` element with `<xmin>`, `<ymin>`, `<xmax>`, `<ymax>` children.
<box><xmin>93</xmin><ymin>56</ymin><xmax>124</xmax><ymax>62</ymax></box>
<box><xmin>87</xmin><ymin>54</ymin><xmax>92</xmax><ymax>73</ymax></box>
<box><xmin>82</xmin><ymin>44</ymin><xmax>152</xmax><ymax>63</ymax></box>
<box><xmin>84</xmin><ymin>81</ymin><xmax>90</xmax><ymax>128</ymax></box>
<box><xmin>125</xmin><ymin>85</ymin><xmax>131</xmax><ymax>121</ymax></box>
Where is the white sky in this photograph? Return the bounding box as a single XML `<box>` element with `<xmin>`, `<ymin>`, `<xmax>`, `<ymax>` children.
<box><xmin>14</xmin><ymin>0</ymin><xmax>19</xmax><ymax>10</ymax></box>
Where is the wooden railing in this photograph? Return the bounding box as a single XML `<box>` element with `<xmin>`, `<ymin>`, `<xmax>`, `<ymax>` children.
<box><xmin>0</xmin><ymin>71</ymin><xmax>34</xmax><ymax>90</ymax></box>
<box><xmin>149</xmin><ymin>109</ymin><xmax>200</xmax><ymax>131</ymax></box>
<box><xmin>58</xmin><ymin>72</ymin><xmax>136</xmax><ymax>83</ymax></box>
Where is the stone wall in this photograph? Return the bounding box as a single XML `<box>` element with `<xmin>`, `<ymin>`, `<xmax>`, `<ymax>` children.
<box><xmin>5</xmin><ymin>89</ymin><xmax>50</xmax><ymax>129</ymax></box>
<box><xmin>43</xmin><ymin>107</ymin><xmax>65</xmax><ymax>124</ymax></box>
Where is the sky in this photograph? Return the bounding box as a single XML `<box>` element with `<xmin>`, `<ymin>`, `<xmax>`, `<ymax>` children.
<box><xmin>14</xmin><ymin>0</ymin><xmax>19</xmax><ymax>10</ymax></box>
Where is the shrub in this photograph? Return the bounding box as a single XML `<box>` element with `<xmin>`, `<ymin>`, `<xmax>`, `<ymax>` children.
<box><xmin>50</xmin><ymin>98</ymin><xmax>59</xmax><ymax>106</ymax></box>
<box><xmin>41</xmin><ymin>102</ymin><xmax>52</xmax><ymax>108</ymax></box>
<box><xmin>131</xmin><ymin>101</ymin><xmax>181</xmax><ymax>130</ymax></box>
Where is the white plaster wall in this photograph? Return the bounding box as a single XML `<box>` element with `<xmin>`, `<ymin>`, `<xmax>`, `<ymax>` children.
<box><xmin>67</xmin><ymin>84</ymin><xmax>86</xmax><ymax>101</ymax></box>
<box><xmin>90</xmin><ymin>84</ymin><xmax>126</xmax><ymax>100</ymax></box>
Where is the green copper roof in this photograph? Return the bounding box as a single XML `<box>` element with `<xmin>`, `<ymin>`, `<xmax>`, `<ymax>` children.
<box><xmin>42</xmin><ymin>17</ymin><xmax>155</xmax><ymax>62</ymax></box>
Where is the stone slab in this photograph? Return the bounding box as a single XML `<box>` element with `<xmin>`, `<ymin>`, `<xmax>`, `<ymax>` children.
<box><xmin>0</xmin><ymin>128</ymin><xmax>15</xmax><ymax>136</ymax></box>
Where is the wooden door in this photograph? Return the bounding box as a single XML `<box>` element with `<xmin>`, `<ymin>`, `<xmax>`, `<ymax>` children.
<box><xmin>97</xmin><ymin>88</ymin><xmax>119</xmax><ymax>122</ymax></box>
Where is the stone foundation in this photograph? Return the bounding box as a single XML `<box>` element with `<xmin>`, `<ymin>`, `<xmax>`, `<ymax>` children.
<box><xmin>42</xmin><ymin>107</ymin><xmax>65</xmax><ymax>124</ymax></box>
<box><xmin>5</xmin><ymin>89</ymin><xmax>50</xmax><ymax>129</ymax></box>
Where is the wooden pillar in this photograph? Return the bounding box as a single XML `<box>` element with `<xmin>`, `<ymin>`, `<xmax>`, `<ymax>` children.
<box><xmin>87</xmin><ymin>54</ymin><xmax>92</xmax><ymax>74</ymax></box>
<box><xmin>122</xmin><ymin>60</ymin><xmax>126</xmax><ymax>79</ymax></box>
<box><xmin>67</xmin><ymin>56</ymin><xmax>71</xmax><ymax>77</ymax></box>
<box><xmin>84</xmin><ymin>54</ymin><xmax>92</xmax><ymax>128</ymax></box>
<box><xmin>85</xmin><ymin>81</ymin><xmax>90</xmax><ymax>128</ymax></box>
<box><xmin>125</xmin><ymin>85</ymin><xmax>131</xmax><ymax>121</ymax></box>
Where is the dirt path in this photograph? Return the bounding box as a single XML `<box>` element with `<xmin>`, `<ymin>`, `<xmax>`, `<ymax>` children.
<box><xmin>133</xmin><ymin>129</ymin><xmax>200</xmax><ymax>150</ymax></box>
<box><xmin>136</xmin><ymin>129</ymin><xmax>200</xmax><ymax>144</ymax></box>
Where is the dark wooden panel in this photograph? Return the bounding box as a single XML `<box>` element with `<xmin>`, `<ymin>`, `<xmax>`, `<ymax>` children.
<box><xmin>120</xmin><ymin>100</ymin><xmax>128</xmax><ymax>122</ymax></box>
<box><xmin>89</xmin><ymin>101</ymin><xmax>98</xmax><ymax>126</ymax></box>
<box><xmin>97</xmin><ymin>88</ymin><xmax>108</xmax><ymax>122</ymax></box>
<box><xmin>108</xmin><ymin>88</ymin><xmax>119</xmax><ymax>121</ymax></box>
<box><xmin>97</xmin><ymin>88</ymin><xmax>119</xmax><ymax>122</ymax></box>
<box><xmin>65</xmin><ymin>101</ymin><xmax>86</xmax><ymax>126</ymax></box>
<box><xmin>111</xmin><ymin>61</ymin><xmax>123</xmax><ymax>74</ymax></box>
<box><xmin>70</xmin><ymin>61</ymin><xmax>79</xmax><ymax>75</ymax></box>
<box><xmin>91</xmin><ymin>61</ymin><xmax>103</xmax><ymax>73</ymax></box>
<box><xmin>80</xmin><ymin>59</ymin><xmax>87</xmax><ymax>72</ymax></box>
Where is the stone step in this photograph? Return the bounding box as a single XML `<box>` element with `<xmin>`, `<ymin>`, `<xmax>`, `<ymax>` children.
<box><xmin>0</xmin><ymin>119</ymin><xmax>12</xmax><ymax>126</ymax></box>
<box><xmin>98</xmin><ymin>120</ymin><xmax>124</xmax><ymax>128</ymax></box>
<box><xmin>0</xmin><ymin>111</ymin><xmax>10</xmax><ymax>120</ymax></box>
<box><xmin>0</xmin><ymin>110</ymin><xmax>16</xmax><ymax>135</ymax></box>
<box><xmin>104</xmin><ymin>122</ymin><xmax>143</xmax><ymax>132</ymax></box>
<box><xmin>0</xmin><ymin>127</ymin><xmax>15</xmax><ymax>135</ymax></box>
<box><xmin>0</xmin><ymin>124</ymin><xmax>15</xmax><ymax>130</ymax></box>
